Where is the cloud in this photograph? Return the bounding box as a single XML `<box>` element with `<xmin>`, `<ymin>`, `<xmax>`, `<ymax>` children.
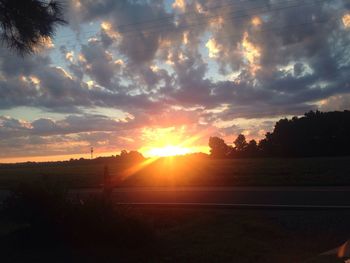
<box><xmin>319</xmin><ymin>94</ymin><xmax>350</xmax><ymax>112</ymax></box>
<box><xmin>206</xmin><ymin>38</ymin><xmax>222</xmax><ymax>58</ymax></box>
<box><xmin>1</xmin><ymin>0</ymin><xmax>350</xmax><ymax>159</ymax></box>
<box><xmin>0</xmin><ymin>108</ymin><xmax>208</xmax><ymax>158</ymax></box>
<box><xmin>79</xmin><ymin>41</ymin><xmax>118</xmax><ymax>88</ymax></box>
<box><xmin>172</xmin><ymin>0</ymin><xmax>186</xmax><ymax>11</ymax></box>
<box><xmin>3</xmin><ymin>1</ymin><xmax>350</xmax><ymax>116</ymax></box>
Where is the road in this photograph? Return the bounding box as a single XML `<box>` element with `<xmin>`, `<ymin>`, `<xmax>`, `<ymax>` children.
<box><xmin>64</xmin><ymin>186</ymin><xmax>350</xmax><ymax>209</ymax></box>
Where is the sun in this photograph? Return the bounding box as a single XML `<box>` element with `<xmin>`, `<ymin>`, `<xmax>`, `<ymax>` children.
<box><xmin>146</xmin><ymin>145</ymin><xmax>191</xmax><ymax>157</ymax></box>
<box><xmin>138</xmin><ymin>127</ymin><xmax>208</xmax><ymax>158</ymax></box>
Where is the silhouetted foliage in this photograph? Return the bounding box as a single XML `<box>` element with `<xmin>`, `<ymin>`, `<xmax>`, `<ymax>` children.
<box><xmin>209</xmin><ymin>111</ymin><xmax>350</xmax><ymax>158</ymax></box>
<box><xmin>234</xmin><ymin>134</ymin><xmax>248</xmax><ymax>152</ymax></box>
<box><xmin>0</xmin><ymin>151</ymin><xmax>145</xmax><ymax>168</ymax></box>
<box><xmin>226</xmin><ymin>135</ymin><xmax>259</xmax><ymax>158</ymax></box>
<box><xmin>259</xmin><ymin>110</ymin><xmax>350</xmax><ymax>157</ymax></box>
<box><xmin>245</xmin><ymin>139</ymin><xmax>259</xmax><ymax>157</ymax></box>
<box><xmin>0</xmin><ymin>0</ymin><xmax>66</xmax><ymax>54</ymax></box>
<box><xmin>209</xmin><ymin>136</ymin><xmax>231</xmax><ymax>158</ymax></box>
<box><xmin>2</xmin><ymin>181</ymin><xmax>155</xmax><ymax>253</ymax></box>
<box><xmin>120</xmin><ymin>150</ymin><xmax>145</xmax><ymax>162</ymax></box>
<box><xmin>120</xmin><ymin>149</ymin><xmax>128</xmax><ymax>157</ymax></box>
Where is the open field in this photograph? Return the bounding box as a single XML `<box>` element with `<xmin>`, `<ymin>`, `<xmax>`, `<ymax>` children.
<box><xmin>1</xmin><ymin>157</ymin><xmax>350</xmax><ymax>262</ymax></box>
<box><xmin>1</xmin><ymin>207</ymin><xmax>349</xmax><ymax>262</ymax></box>
<box><xmin>1</xmin><ymin>156</ymin><xmax>350</xmax><ymax>188</ymax></box>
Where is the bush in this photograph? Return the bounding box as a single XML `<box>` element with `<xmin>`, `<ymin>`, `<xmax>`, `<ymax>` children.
<box><xmin>2</xmin><ymin>181</ymin><xmax>155</xmax><ymax>250</ymax></box>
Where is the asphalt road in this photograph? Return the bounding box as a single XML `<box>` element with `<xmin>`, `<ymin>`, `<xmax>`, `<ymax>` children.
<box><xmin>66</xmin><ymin>186</ymin><xmax>350</xmax><ymax>209</ymax></box>
<box><xmin>1</xmin><ymin>186</ymin><xmax>350</xmax><ymax>208</ymax></box>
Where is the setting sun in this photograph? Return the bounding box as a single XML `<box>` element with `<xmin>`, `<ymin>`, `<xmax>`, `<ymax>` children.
<box><xmin>138</xmin><ymin>126</ymin><xmax>208</xmax><ymax>158</ymax></box>
<box><xmin>146</xmin><ymin>145</ymin><xmax>191</xmax><ymax>157</ymax></box>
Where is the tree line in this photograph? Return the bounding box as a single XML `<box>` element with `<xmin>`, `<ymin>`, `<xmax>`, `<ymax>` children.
<box><xmin>209</xmin><ymin>110</ymin><xmax>350</xmax><ymax>158</ymax></box>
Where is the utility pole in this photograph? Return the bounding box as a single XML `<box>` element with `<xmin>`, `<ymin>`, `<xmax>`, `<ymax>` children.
<box><xmin>90</xmin><ymin>147</ymin><xmax>94</xmax><ymax>159</ymax></box>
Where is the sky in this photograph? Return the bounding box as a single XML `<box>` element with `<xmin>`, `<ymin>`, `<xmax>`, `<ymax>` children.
<box><xmin>0</xmin><ymin>0</ymin><xmax>350</xmax><ymax>162</ymax></box>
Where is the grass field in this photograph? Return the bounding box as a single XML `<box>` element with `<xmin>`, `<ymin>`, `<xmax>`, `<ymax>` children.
<box><xmin>1</xmin><ymin>156</ymin><xmax>350</xmax><ymax>188</ymax></box>
<box><xmin>144</xmin><ymin>208</ymin><xmax>350</xmax><ymax>263</ymax></box>
<box><xmin>1</xmin><ymin>207</ymin><xmax>349</xmax><ymax>262</ymax></box>
<box><xmin>1</xmin><ymin>157</ymin><xmax>350</xmax><ymax>262</ymax></box>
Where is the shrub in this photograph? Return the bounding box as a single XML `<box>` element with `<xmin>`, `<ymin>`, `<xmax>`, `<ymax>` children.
<box><xmin>2</xmin><ymin>181</ymin><xmax>155</xmax><ymax>250</ymax></box>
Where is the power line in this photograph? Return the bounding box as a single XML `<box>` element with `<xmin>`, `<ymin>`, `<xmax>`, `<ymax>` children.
<box><xmin>116</xmin><ymin>0</ymin><xmax>326</xmax><ymax>35</ymax></box>
<box><xmin>0</xmin><ymin>0</ymin><xmax>341</xmax><ymax>60</ymax></box>
<box><xmin>55</xmin><ymin>0</ymin><xmax>333</xmax><ymax>53</ymax></box>
<box><xmin>54</xmin><ymin>0</ymin><xmax>329</xmax><ymax>43</ymax></box>
<box><xmin>106</xmin><ymin>16</ymin><xmax>341</xmax><ymax>61</ymax></box>
<box><xmin>53</xmin><ymin>16</ymin><xmax>341</xmax><ymax>88</ymax></box>
<box><xmin>115</xmin><ymin>0</ymin><xmax>259</xmax><ymax>30</ymax></box>
<box><xmin>54</xmin><ymin>0</ymin><xmax>268</xmax><ymax>40</ymax></box>
<box><xmin>114</xmin><ymin>0</ymin><xmax>310</xmax><ymax>32</ymax></box>
<box><xmin>57</xmin><ymin>6</ymin><xmax>341</xmax><ymax>59</ymax></box>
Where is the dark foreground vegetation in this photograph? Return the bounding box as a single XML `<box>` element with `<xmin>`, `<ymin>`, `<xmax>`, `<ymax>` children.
<box><xmin>0</xmin><ymin>182</ymin><xmax>155</xmax><ymax>263</ymax></box>
<box><xmin>0</xmin><ymin>0</ymin><xmax>66</xmax><ymax>54</ymax></box>
<box><xmin>0</xmin><ymin>183</ymin><xmax>349</xmax><ymax>262</ymax></box>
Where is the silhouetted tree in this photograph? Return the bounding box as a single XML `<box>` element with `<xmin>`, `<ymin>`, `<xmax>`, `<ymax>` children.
<box><xmin>245</xmin><ymin>139</ymin><xmax>259</xmax><ymax>157</ymax></box>
<box><xmin>234</xmin><ymin>134</ymin><xmax>248</xmax><ymax>152</ymax></box>
<box><xmin>258</xmin><ymin>110</ymin><xmax>350</xmax><ymax>157</ymax></box>
<box><xmin>209</xmin><ymin>111</ymin><xmax>350</xmax><ymax>159</ymax></box>
<box><xmin>209</xmin><ymin>136</ymin><xmax>230</xmax><ymax>158</ymax></box>
<box><xmin>0</xmin><ymin>0</ymin><xmax>66</xmax><ymax>54</ymax></box>
<box><xmin>126</xmin><ymin>151</ymin><xmax>144</xmax><ymax>162</ymax></box>
<box><xmin>119</xmin><ymin>150</ymin><xmax>145</xmax><ymax>162</ymax></box>
<box><xmin>258</xmin><ymin>136</ymin><xmax>272</xmax><ymax>157</ymax></box>
<box><xmin>120</xmin><ymin>150</ymin><xmax>128</xmax><ymax>158</ymax></box>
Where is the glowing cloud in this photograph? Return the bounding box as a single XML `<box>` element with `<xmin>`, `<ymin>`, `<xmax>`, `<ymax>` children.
<box><xmin>150</xmin><ymin>65</ymin><xmax>159</xmax><ymax>72</ymax></box>
<box><xmin>195</xmin><ymin>2</ymin><xmax>206</xmax><ymax>14</ymax></box>
<box><xmin>101</xmin><ymin>21</ymin><xmax>120</xmax><ymax>39</ymax></box>
<box><xmin>30</xmin><ymin>76</ymin><xmax>40</xmax><ymax>85</ymax></box>
<box><xmin>206</xmin><ymin>38</ymin><xmax>222</xmax><ymax>58</ymax></box>
<box><xmin>72</xmin><ymin>0</ymin><xmax>81</xmax><ymax>9</ymax></box>
<box><xmin>86</xmin><ymin>80</ymin><xmax>94</xmax><ymax>88</ymax></box>
<box><xmin>114</xmin><ymin>59</ymin><xmax>124</xmax><ymax>66</ymax></box>
<box><xmin>343</xmin><ymin>13</ymin><xmax>350</xmax><ymax>28</ymax></box>
<box><xmin>241</xmin><ymin>32</ymin><xmax>261</xmax><ymax>75</ymax></box>
<box><xmin>172</xmin><ymin>0</ymin><xmax>186</xmax><ymax>11</ymax></box>
<box><xmin>40</xmin><ymin>36</ymin><xmax>54</xmax><ymax>49</ymax></box>
<box><xmin>65</xmin><ymin>51</ymin><xmax>74</xmax><ymax>62</ymax></box>
<box><xmin>32</xmin><ymin>36</ymin><xmax>54</xmax><ymax>52</ymax></box>
<box><xmin>251</xmin><ymin>16</ymin><xmax>262</xmax><ymax>27</ymax></box>
<box><xmin>209</xmin><ymin>16</ymin><xmax>225</xmax><ymax>30</ymax></box>
<box><xmin>183</xmin><ymin>31</ymin><xmax>189</xmax><ymax>45</ymax></box>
